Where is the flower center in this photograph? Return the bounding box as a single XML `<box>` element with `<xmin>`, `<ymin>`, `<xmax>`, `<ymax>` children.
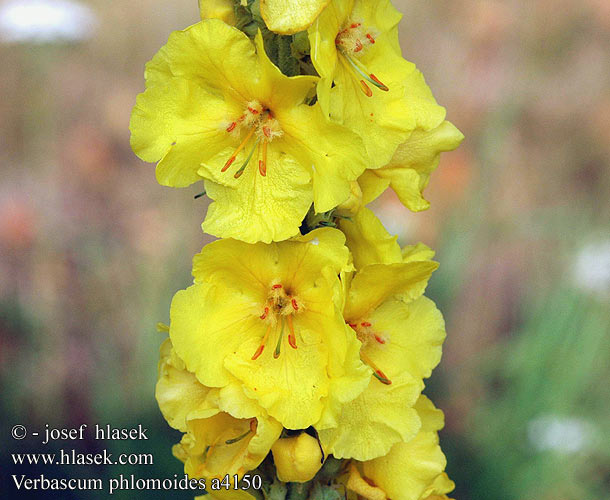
<box><xmin>221</xmin><ymin>100</ymin><xmax>283</xmax><ymax>178</ymax></box>
<box><xmin>348</xmin><ymin>321</ymin><xmax>392</xmax><ymax>385</ymax></box>
<box><xmin>252</xmin><ymin>283</ymin><xmax>301</xmax><ymax>360</ymax></box>
<box><xmin>335</xmin><ymin>21</ymin><xmax>388</xmax><ymax>97</ymax></box>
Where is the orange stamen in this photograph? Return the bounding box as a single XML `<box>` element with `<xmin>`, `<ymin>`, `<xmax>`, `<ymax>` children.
<box><xmin>350</xmin><ymin>22</ymin><xmax>361</xmax><ymax>28</ymax></box>
<box><xmin>286</xmin><ymin>315</ymin><xmax>297</xmax><ymax>350</ymax></box>
<box><xmin>348</xmin><ymin>323</ymin><xmax>357</xmax><ymax>329</ymax></box>
<box><xmin>374</xmin><ymin>335</ymin><xmax>386</xmax><ymax>344</ymax></box>
<box><xmin>360</xmin><ymin>80</ymin><xmax>373</xmax><ymax>97</ymax></box>
<box><xmin>259</xmin><ymin>140</ymin><xmax>267</xmax><ymax>176</ymax></box>
<box><xmin>222</xmin><ymin>127</ymin><xmax>256</xmax><ymax>172</ymax></box>
<box><xmin>248</xmin><ymin>106</ymin><xmax>259</xmax><ymax>114</ymax></box>
<box><xmin>361</xmin><ymin>322</ymin><xmax>372</xmax><ymax>327</ymax></box>
<box><xmin>361</xmin><ymin>351</ymin><xmax>392</xmax><ymax>385</ymax></box>
<box><xmin>272</xmin><ymin>284</ymin><xmax>282</xmax><ymax>289</ymax></box>
<box><xmin>260</xmin><ymin>306</ymin><xmax>269</xmax><ymax>320</ymax></box>
<box><xmin>291</xmin><ymin>298</ymin><xmax>299</xmax><ymax>311</ymax></box>
<box><xmin>226</xmin><ymin>122</ymin><xmax>237</xmax><ymax>132</ymax></box>
<box><xmin>251</xmin><ymin>344</ymin><xmax>264</xmax><ymax>360</ymax></box>
<box><xmin>369</xmin><ymin>73</ymin><xmax>389</xmax><ymax>91</ymax></box>
<box><xmin>366</xmin><ymin>33</ymin><xmax>375</xmax><ymax>44</ymax></box>
<box><xmin>252</xmin><ymin>325</ymin><xmax>272</xmax><ymax>360</ymax></box>
<box><xmin>354</xmin><ymin>39</ymin><xmax>363</xmax><ymax>52</ymax></box>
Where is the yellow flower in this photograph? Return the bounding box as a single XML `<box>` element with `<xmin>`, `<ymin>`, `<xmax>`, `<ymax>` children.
<box><xmin>199</xmin><ymin>0</ymin><xmax>236</xmax><ymax>24</ymax></box>
<box><xmin>130</xmin><ymin>19</ymin><xmax>367</xmax><ymax>243</ymax></box>
<box><xmin>169</xmin><ymin>228</ymin><xmax>370</xmax><ymax>430</ymax></box>
<box><xmin>156</xmin><ymin>339</ymin><xmax>282</xmax><ymax>480</ymax></box>
<box><xmin>358</xmin><ymin>121</ymin><xmax>464</xmax><ymax>212</ymax></box>
<box><xmin>271</xmin><ymin>433</ymin><xmax>324</xmax><ymax>482</ymax></box>
<box><xmin>261</xmin><ymin>0</ymin><xmax>330</xmax><ymax>34</ymax></box>
<box><xmin>315</xmin><ymin>208</ymin><xmax>444</xmax><ymax>460</ymax></box>
<box><xmin>346</xmin><ymin>396</ymin><xmax>453</xmax><ymax>500</ymax></box>
<box><xmin>308</xmin><ymin>0</ymin><xmax>446</xmax><ymax>168</ymax></box>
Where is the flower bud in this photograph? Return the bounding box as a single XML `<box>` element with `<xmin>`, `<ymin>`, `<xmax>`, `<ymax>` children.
<box><xmin>271</xmin><ymin>433</ymin><xmax>324</xmax><ymax>483</ymax></box>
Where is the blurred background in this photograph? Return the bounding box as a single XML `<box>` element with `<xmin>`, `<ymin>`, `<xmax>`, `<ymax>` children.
<box><xmin>0</xmin><ymin>0</ymin><xmax>608</xmax><ymax>498</ymax></box>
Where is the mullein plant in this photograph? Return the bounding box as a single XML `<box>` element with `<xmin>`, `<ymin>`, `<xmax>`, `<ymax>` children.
<box><xmin>130</xmin><ymin>1</ymin><xmax>463</xmax><ymax>499</ymax></box>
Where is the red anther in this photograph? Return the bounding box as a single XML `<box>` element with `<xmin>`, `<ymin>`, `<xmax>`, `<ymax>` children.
<box><xmin>288</xmin><ymin>334</ymin><xmax>297</xmax><ymax>349</ymax></box>
<box><xmin>226</xmin><ymin>122</ymin><xmax>237</xmax><ymax>132</ymax></box>
<box><xmin>260</xmin><ymin>307</ymin><xmax>269</xmax><ymax>320</ymax></box>
<box><xmin>361</xmin><ymin>322</ymin><xmax>372</xmax><ymax>327</ymax></box>
<box><xmin>374</xmin><ymin>335</ymin><xmax>386</xmax><ymax>344</ymax></box>
<box><xmin>348</xmin><ymin>323</ymin><xmax>357</xmax><ymax>328</ymax></box>
<box><xmin>272</xmin><ymin>284</ymin><xmax>283</xmax><ymax>289</ymax></box>
<box><xmin>259</xmin><ymin>140</ymin><xmax>267</xmax><ymax>176</ymax></box>
<box><xmin>222</xmin><ymin>156</ymin><xmax>235</xmax><ymax>172</ymax></box>
<box><xmin>366</xmin><ymin>33</ymin><xmax>375</xmax><ymax>44</ymax></box>
<box><xmin>263</xmin><ymin>126</ymin><xmax>271</xmax><ymax>138</ymax></box>
<box><xmin>350</xmin><ymin>23</ymin><xmax>361</xmax><ymax>28</ymax></box>
<box><xmin>251</xmin><ymin>344</ymin><xmax>265</xmax><ymax>360</ymax></box>
<box><xmin>247</xmin><ymin>107</ymin><xmax>259</xmax><ymax>114</ymax></box>
<box><xmin>354</xmin><ymin>39</ymin><xmax>363</xmax><ymax>52</ymax></box>
<box><xmin>291</xmin><ymin>298</ymin><xmax>299</xmax><ymax>311</ymax></box>
<box><xmin>234</xmin><ymin>169</ymin><xmax>244</xmax><ymax>179</ymax></box>
<box><xmin>360</xmin><ymin>80</ymin><xmax>373</xmax><ymax>97</ymax></box>
<box><xmin>369</xmin><ymin>73</ymin><xmax>389</xmax><ymax>91</ymax></box>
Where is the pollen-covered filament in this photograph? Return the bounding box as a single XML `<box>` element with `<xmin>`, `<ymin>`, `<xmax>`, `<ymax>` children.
<box><xmin>222</xmin><ymin>100</ymin><xmax>283</xmax><ymax>179</ymax></box>
<box><xmin>348</xmin><ymin>321</ymin><xmax>392</xmax><ymax>385</ymax></box>
<box><xmin>335</xmin><ymin>21</ymin><xmax>389</xmax><ymax>97</ymax></box>
<box><xmin>252</xmin><ymin>283</ymin><xmax>301</xmax><ymax>361</ymax></box>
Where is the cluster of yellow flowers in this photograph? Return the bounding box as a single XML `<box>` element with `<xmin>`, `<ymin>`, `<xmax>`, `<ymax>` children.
<box><xmin>130</xmin><ymin>1</ymin><xmax>463</xmax><ymax>499</ymax></box>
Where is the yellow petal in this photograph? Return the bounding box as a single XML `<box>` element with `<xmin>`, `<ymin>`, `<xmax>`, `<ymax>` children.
<box><xmin>224</xmin><ymin>316</ymin><xmax>330</xmax><ymax>429</ymax></box>
<box><xmin>338</xmin><ymin>207</ymin><xmax>402</xmax><ymax>268</ymax></box>
<box><xmin>279</xmin><ymin>103</ymin><xmax>368</xmax><ymax>212</ymax></box>
<box><xmin>318</xmin><ymin>372</ymin><xmax>422</xmax><ymax>461</ymax></box>
<box><xmin>253</xmin><ymin>31</ymin><xmax>320</xmax><ymax>109</ymax></box>
<box><xmin>162</xmin><ymin>20</ymin><xmax>261</xmax><ymax>103</ymax></box>
<box><xmin>130</xmin><ymin>78</ymin><xmax>235</xmax><ymax>186</ymax></box>
<box><xmin>402</xmin><ymin>242</ymin><xmax>435</xmax><ymax>263</ymax></box>
<box><xmin>363</xmin><ymin>296</ymin><xmax>445</xmax><ymax>380</ymax></box>
<box><xmin>362</xmin><ymin>121</ymin><xmax>464</xmax><ymax>209</ymax></box>
<box><xmin>170</xmin><ymin>283</ymin><xmax>262</xmax><ymax>388</ymax></box>
<box><xmin>422</xmin><ymin>472</ymin><xmax>455</xmax><ymax>499</ymax></box>
<box><xmin>344</xmin><ymin>261</ymin><xmax>438</xmax><ymax>320</ymax></box>
<box><xmin>261</xmin><ymin>0</ymin><xmax>331</xmax><ymax>34</ymax></box>
<box><xmin>155</xmin><ymin>339</ymin><xmax>216</xmax><ymax>432</ymax></box>
<box><xmin>360</xmin><ymin>397</ymin><xmax>448</xmax><ymax>500</ymax></box>
<box><xmin>200</xmin><ymin>145</ymin><xmax>312</xmax><ymax>243</ymax></box>
<box><xmin>199</xmin><ymin>0</ymin><xmax>236</xmax><ymax>24</ymax></box>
